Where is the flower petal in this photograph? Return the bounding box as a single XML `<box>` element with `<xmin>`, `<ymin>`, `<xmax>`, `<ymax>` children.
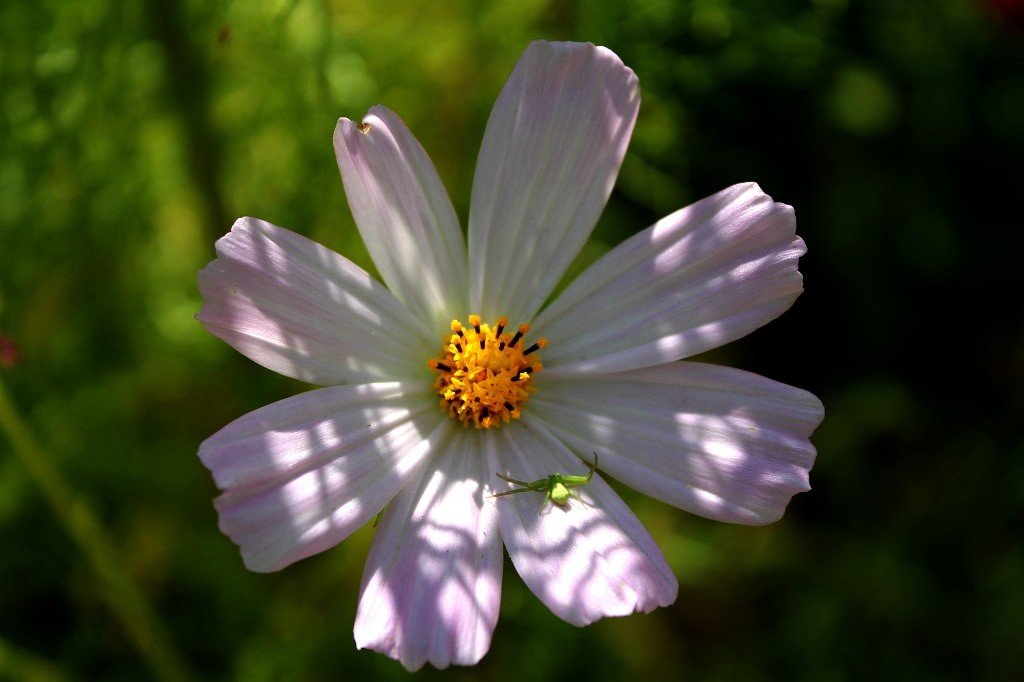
<box><xmin>534</xmin><ymin>183</ymin><xmax>806</xmax><ymax>377</ymax></box>
<box><xmin>483</xmin><ymin>423</ymin><xmax>677</xmax><ymax>626</ymax></box>
<box><xmin>197</xmin><ymin>217</ymin><xmax>434</xmax><ymax>385</ymax></box>
<box><xmin>530</xmin><ymin>362</ymin><xmax>824</xmax><ymax>524</ymax></box>
<box><xmin>468</xmin><ymin>41</ymin><xmax>640</xmax><ymax>324</ymax></box>
<box><xmin>200</xmin><ymin>381</ymin><xmax>432</xmax><ymax>491</ymax></box>
<box><xmin>354</xmin><ymin>429</ymin><xmax>502</xmax><ymax>671</ymax></box>
<box><xmin>201</xmin><ymin>384</ymin><xmax>451</xmax><ymax>572</ymax></box>
<box><xmin>335</xmin><ymin>106</ymin><xmax>468</xmax><ymax>334</ymax></box>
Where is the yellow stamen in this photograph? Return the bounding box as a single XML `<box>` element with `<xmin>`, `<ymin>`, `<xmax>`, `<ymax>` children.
<box><xmin>428</xmin><ymin>315</ymin><xmax>546</xmax><ymax>429</ymax></box>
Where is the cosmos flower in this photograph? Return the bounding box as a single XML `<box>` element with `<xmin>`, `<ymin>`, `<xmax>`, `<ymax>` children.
<box><xmin>197</xmin><ymin>41</ymin><xmax>823</xmax><ymax>670</ymax></box>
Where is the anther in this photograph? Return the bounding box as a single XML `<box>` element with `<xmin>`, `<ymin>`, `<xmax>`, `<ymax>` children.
<box><xmin>510</xmin><ymin>324</ymin><xmax>530</xmax><ymax>348</ymax></box>
<box><xmin>429</xmin><ymin>315</ymin><xmax>545</xmax><ymax>429</ymax></box>
<box><xmin>523</xmin><ymin>338</ymin><xmax>547</xmax><ymax>356</ymax></box>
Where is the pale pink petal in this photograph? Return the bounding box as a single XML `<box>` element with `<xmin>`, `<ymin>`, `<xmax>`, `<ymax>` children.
<box><xmin>483</xmin><ymin>424</ymin><xmax>677</xmax><ymax>626</ymax></box>
<box><xmin>200</xmin><ymin>381</ymin><xmax>432</xmax><ymax>491</ymax></box>
<box><xmin>468</xmin><ymin>41</ymin><xmax>640</xmax><ymax>324</ymax></box>
<box><xmin>198</xmin><ymin>217</ymin><xmax>434</xmax><ymax>385</ymax></box>
<box><xmin>335</xmin><ymin>106</ymin><xmax>468</xmax><ymax>334</ymax></box>
<box><xmin>354</xmin><ymin>430</ymin><xmax>502</xmax><ymax>671</ymax></box>
<box><xmin>534</xmin><ymin>183</ymin><xmax>806</xmax><ymax>377</ymax></box>
<box><xmin>530</xmin><ymin>362</ymin><xmax>823</xmax><ymax>524</ymax></box>
<box><xmin>201</xmin><ymin>384</ymin><xmax>452</xmax><ymax>572</ymax></box>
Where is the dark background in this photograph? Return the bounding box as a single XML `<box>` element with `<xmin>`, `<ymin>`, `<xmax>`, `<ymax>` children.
<box><xmin>2</xmin><ymin>0</ymin><xmax>1022</xmax><ymax>679</ymax></box>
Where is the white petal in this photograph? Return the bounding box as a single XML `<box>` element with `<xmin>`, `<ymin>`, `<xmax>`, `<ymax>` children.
<box><xmin>354</xmin><ymin>430</ymin><xmax>502</xmax><ymax>671</ymax></box>
<box><xmin>201</xmin><ymin>385</ymin><xmax>452</xmax><ymax>572</ymax></box>
<box><xmin>468</xmin><ymin>41</ymin><xmax>640</xmax><ymax>324</ymax></box>
<box><xmin>200</xmin><ymin>381</ymin><xmax>432</xmax><ymax>490</ymax></box>
<box><xmin>335</xmin><ymin>106</ymin><xmax>468</xmax><ymax>334</ymax></box>
<box><xmin>534</xmin><ymin>183</ymin><xmax>806</xmax><ymax>376</ymax></box>
<box><xmin>197</xmin><ymin>217</ymin><xmax>433</xmax><ymax>385</ymax></box>
<box><xmin>531</xmin><ymin>362</ymin><xmax>823</xmax><ymax>524</ymax></box>
<box><xmin>483</xmin><ymin>424</ymin><xmax>677</xmax><ymax>626</ymax></box>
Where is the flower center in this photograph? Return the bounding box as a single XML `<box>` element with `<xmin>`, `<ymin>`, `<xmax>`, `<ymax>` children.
<box><xmin>428</xmin><ymin>314</ymin><xmax>546</xmax><ymax>429</ymax></box>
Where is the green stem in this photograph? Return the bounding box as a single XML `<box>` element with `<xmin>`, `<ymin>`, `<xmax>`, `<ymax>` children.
<box><xmin>0</xmin><ymin>377</ymin><xmax>193</xmax><ymax>682</ymax></box>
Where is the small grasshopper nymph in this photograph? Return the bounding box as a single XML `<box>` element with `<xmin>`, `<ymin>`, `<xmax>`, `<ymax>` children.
<box><xmin>491</xmin><ymin>453</ymin><xmax>598</xmax><ymax>509</ymax></box>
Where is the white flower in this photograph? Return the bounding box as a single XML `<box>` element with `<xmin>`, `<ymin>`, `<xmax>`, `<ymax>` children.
<box><xmin>197</xmin><ymin>40</ymin><xmax>823</xmax><ymax>671</ymax></box>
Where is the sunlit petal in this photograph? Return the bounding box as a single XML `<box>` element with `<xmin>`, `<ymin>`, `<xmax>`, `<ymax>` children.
<box><xmin>197</xmin><ymin>217</ymin><xmax>434</xmax><ymax>384</ymax></box>
<box><xmin>354</xmin><ymin>430</ymin><xmax>502</xmax><ymax>671</ymax></box>
<box><xmin>484</xmin><ymin>425</ymin><xmax>677</xmax><ymax>626</ymax></box>
<box><xmin>531</xmin><ymin>362</ymin><xmax>823</xmax><ymax>524</ymax></box>
<box><xmin>335</xmin><ymin>106</ymin><xmax>468</xmax><ymax>334</ymax></box>
<box><xmin>535</xmin><ymin>183</ymin><xmax>805</xmax><ymax>376</ymax></box>
<box><xmin>469</xmin><ymin>41</ymin><xmax>640</xmax><ymax>323</ymax></box>
<box><xmin>202</xmin><ymin>385</ymin><xmax>452</xmax><ymax>572</ymax></box>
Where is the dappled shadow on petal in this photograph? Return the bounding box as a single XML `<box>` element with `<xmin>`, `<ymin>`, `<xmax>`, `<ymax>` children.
<box><xmin>534</xmin><ymin>183</ymin><xmax>805</xmax><ymax>377</ymax></box>
<box><xmin>197</xmin><ymin>216</ymin><xmax>435</xmax><ymax>385</ymax></box>
<box><xmin>531</xmin><ymin>362</ymin><xmax>824</xmax><ymax>524</ymax></box>
<box><xmin>469</xmin><ymin>41</ymin><xmax>642</xmax><ymax>324</ymax></box>
<box><xmin>354</xmin><ymin>428</ymin><xmax>502</xmax><ymax>671</ymax></box>
<box><xmin>196</xmin><ymin>214</ymin><xmax>469</xmax><ymax>573</ymax></box>
<box><xmin>334</xmin><ymin>108</ymin><xmax>468</xmax><ymax>335</ymax></box>
<box><xmin>201</xmin><ymin>384</ymin><xmax>451</xmax><ymax>572</ymax></box>
<box><xmin>483</xmin><ymin>423</ymin><xmax>677</xmax><ymax>626</ymax></box>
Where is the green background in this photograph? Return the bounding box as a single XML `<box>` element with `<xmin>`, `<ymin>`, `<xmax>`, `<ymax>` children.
<box><xmin>2</xmin><ymin>0</ymin><xmax>1022</xmax><ymax>679</ymax></box>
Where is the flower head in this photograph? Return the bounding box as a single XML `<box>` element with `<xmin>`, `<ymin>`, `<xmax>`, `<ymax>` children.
<box><xmin>197</xmin><ymin>41</ymin><xmax>824</xmax><ymax>671</ymax></box>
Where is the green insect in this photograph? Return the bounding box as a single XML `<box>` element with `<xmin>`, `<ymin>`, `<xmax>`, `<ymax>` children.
<box><xmin>491</xmin><ymin>453</ymin><xmax>598</xmax><ymax>509</ymax></box>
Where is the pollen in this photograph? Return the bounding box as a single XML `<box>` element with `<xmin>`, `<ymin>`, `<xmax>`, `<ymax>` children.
<box><xmin>428</xmin><ymin>315</ymin><xmax>546</xmax><ymax>429</ymax></box>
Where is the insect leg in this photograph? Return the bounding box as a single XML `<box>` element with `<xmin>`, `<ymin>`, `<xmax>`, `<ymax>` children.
<box><xmin>495</xmin><ymin>472</ymin><xmax>537</xmax><ymax>488</ymax></box>
<box><xmin>491</xmin><ymin>487</ymin><xmax>543</xmax><ymax>498</ymax></box>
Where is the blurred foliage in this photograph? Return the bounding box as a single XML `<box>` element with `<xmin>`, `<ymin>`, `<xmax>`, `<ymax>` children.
<box><xmin>2</xmin><ymin>0</ymin><xmax>1023</xmax><ymax>679</ymax></box>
